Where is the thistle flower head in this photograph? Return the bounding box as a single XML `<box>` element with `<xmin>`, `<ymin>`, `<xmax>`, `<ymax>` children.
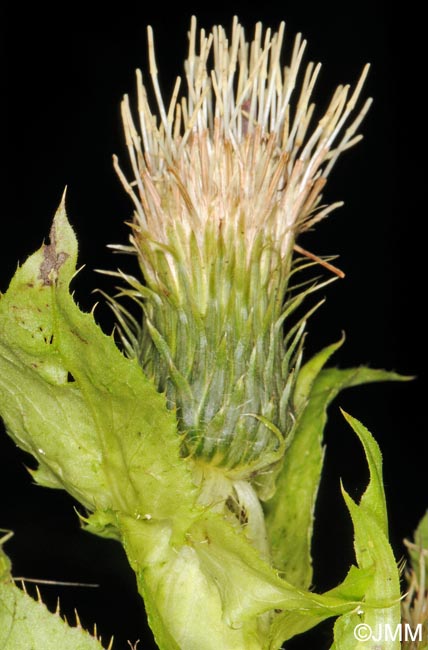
<box><xmin>110</xmin><ymin>17</ymin><xmax>370</xmax><ymax>483</ymax></box>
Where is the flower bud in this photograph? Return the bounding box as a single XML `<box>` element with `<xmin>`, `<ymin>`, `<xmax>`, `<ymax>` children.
<box><xmin>112</xmin><ymin>17</ymin><xmax>370</xmax><ymax>482</ymax></box>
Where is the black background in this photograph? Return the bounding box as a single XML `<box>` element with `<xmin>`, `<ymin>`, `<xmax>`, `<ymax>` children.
<box><xmin>1</xmin><ymin>3</ymin><xmax>424</xmax><ymax>649</ymax></box>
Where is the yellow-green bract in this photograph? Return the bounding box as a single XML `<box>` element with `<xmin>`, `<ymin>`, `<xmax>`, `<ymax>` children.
<box><xmin>0</xmin><ymin>204</ymin><xmax>402</xmax><ymax>648</ymax></box>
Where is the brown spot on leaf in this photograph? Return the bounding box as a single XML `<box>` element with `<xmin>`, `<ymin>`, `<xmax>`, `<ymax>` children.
<box><xmin>71</xmin><ymin>329</ymin><xmax>88</xmax><ymax>344</ymax></box>
<box><xmin>39</xmin><ymin>222</ymin><xmax>69</xmax><ymax>286</ymax></box>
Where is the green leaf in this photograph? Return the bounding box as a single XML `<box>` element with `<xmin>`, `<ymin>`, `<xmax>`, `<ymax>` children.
<box><xmin>0</xmin><ymin>581</ymin><xmax>109</xmax><ymax>650</ymax></box>
<box><xmin>1</xmin><ymin>529</ymin><xmax>108</xmax><ymax>648</ymax></box>
<box><xmin>117</xmin><ymin>510</ymin><xmax>373</xmax><ymax>650</ymax></box>
<box><xmin>0</xmin><ymin>201</ymin><xmax>196</xmax><ymax>535</ymax></box>
<box><xmin>267</xmin><ymin>565</ymin><xmax>375</xmax><ymax>650</ymax></box>
<box><xmin>0</xmin><ymin>202</ymin><xmax>203</xmax><ymax>649</ymax></box>
<box><xmin>332</xmin><ymin>412</ymin><xmax>401</xmax><ymax>650</ymax></box>
<box><xmin>265</xmin><ymin>348</ymin><xmax>406</xmax><ymax>588</ymax></box>
<box><xmin>190</xmin><ymin>514</ymin><xmax>370</xmax><ymax>620</ymax></box>
<box><xmin>342</xmin><ymin>410</ymin><xmax>388</xmax><ymax>535</ymax></box>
